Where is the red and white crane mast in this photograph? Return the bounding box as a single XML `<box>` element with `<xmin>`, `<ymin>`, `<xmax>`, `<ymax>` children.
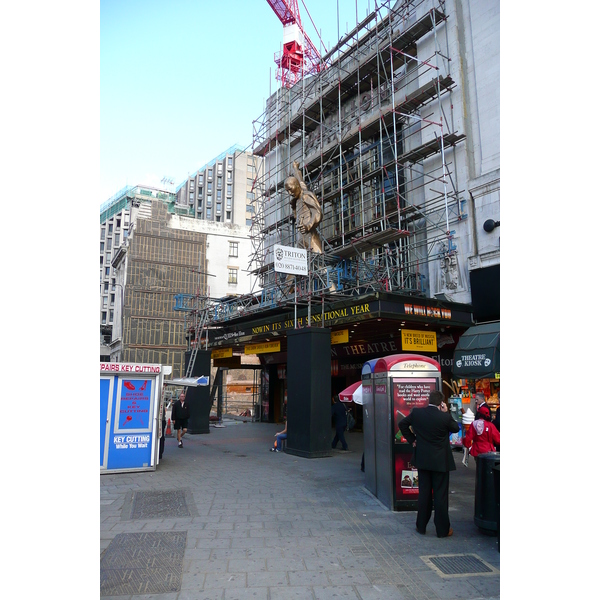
<box><xmin>266</xmin><ymin>0</ymin><xmax>325</xmax><ymax>88</ymax></box>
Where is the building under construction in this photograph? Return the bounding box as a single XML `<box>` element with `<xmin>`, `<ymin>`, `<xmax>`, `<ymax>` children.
<box><xmin>186</xmin><ymin>0</ymin><xmax>499</xmax><ymax>426</ymax></box>
<box><xmin>111</xmin><ymin>199</ymin><xmax>209</xmax><ymax>379</ymax></box>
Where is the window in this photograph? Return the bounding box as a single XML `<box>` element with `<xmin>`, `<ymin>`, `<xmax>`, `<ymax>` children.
<box><xmin>247</xmin><ymin>178</ymin><xmax>254</xmax><ymax>186</ymax></box>
<box><xmin>208</xmin><ymin>168</ymin><xmax>213</xmax><ymax>178</ymax></box>
<box><xmin>216</xmin><ymin>215</ymin><xmax>221</xmax><ymax>222</ymax></box>
<box><xmin>108</xmin><ymin>224</ymin><xmax>113</xmax><ymax>234</ymax></box>
<box><xmin>246</xmin><ymin>204</ymin><xmax>254</xmax><ymax>213</ymax></box>
<box><xmin>104</xmin><ymin>282</ymin><xmax>109</xmax><ymax>293</ymax></box>
<box><xmin>227</xmin><ymin>184</ymin><xmax>232</xmax><ymax>195</ymax></box>
<box><xmin>111</xmin><ymin>279</ymin><xmax>116</xmax><ymax>291</ymax></box>
<box><xmin>228</xmin><ymin>157</ymin><xmax>233</xmax><ymax>167</ymax></box>
<box><xmin>207</xmin><ymin>182</ymin><xmax>212</xmax><ymax>192</ymax></box>
<box><xmin>226</xmin><ymin>198</ymin><xmax>232</xmax><ymax>209</ymax></box>
<box><xmin>116</xmin><ymin>218</ymin><xmax>121</xmax><ymax>228</ymax></box>
<box><xmin>226</xmin><ymin>211</ymin><xmax>231</xmax><ymax>221</ymax></box>
<box><xmin>199</xmin><ymin>174</ymin><xmax>204</xmax><ymax>184</ymax></box>
<box><xmin>109</xmin><ymin>310</ymin><xmax>114</xmax><ymax>322</ymax></box>
<box><xmin>228</xmin><ymin>268</ymin><xmax>238</xmax><ymax>284</ymax></box>
<box><xmin>107</xmin><ymin>238</ymin><xmax>112</xmax><ymax>251</ymax></box>
<box><xmin>207</xmin><ymin>207</ymin><xmax>212</xmax><ymax>219</ymax></box>
<box><xmin>216</xmin><ymin>203</ymin><xmax>221</xmax><ymax>214</ymax></box>
<box><xmin>103</xmin><ymin>296</ymin><xmax>108</xmax><ymax>308</ymax></box>
<box><xmin>106</xmin><ymin>253</ymin><xmax>111</xmax><ymax>264</ymax></box>
<box><xmin>217</xmin><ymin>176</ymin><xmax>222</xmax><ymax>188</ymax></box>
<box><xmin>246</xmin><ymin>218</ymin><xmax>252</xmax><ymax>226</ymax></box>
<box><xmin>227</xmin><ymin>171</ymin><xmax>232</xmax><ymax>181</ymax></box>
<box><xmin>102</xmin><ymin>311</ymin><xmax>107</xmax><ymax>324</ymax></box>
<box><xmin>217</xmin><ymin>164</ymin><xmax>223</xmax><ymax>174</ymax></box>
<box><xmin>198</xmin><ymin>187</ymin><xmax>203</xmax><ymax>197</ymax></box>
<box><xmin>100</xmin><ymin>256</ymin><xmax>103</xmax><ymax>266</ymax></box>
<box><xmin>114</xmin><ymin>234</ymin><xmax>120</xmax><ymax>246</ymax></box>
<box><xmin>110</xmin><ymin>293</ymin><xmax>115</xmax><ymax>305</ymax></box>
<box><xmin>247</xmin><ymin>163</ymin><xmax>255</xmax><ymax>174</ymax></box>
<box><xmin>229</xmin><ymin>242</ymin><xmax>238</xmax><ymax>257</ymax></box>
<box><xmin>100</xmin><ymin>242</ymin><xmax>105</xmax><ymax>252</ymax></box>
<box><xmin>217</xmin><ymin>190</ymin><xmax>222</xmax><ymax>200</ymax></box>
<box><xmin>246</xmin><ymin>191</ymin><xmax>255</xmax><ymax>200</ymax></box>
<box><xmin>207</xmin><ymin>195</ymin><xmax>212</xmax><ymax>207</ymax></box>
<box><xmin>105</xmin><ymin>267</ymin><xmax>110</xmax><ymax>276</ymax></box>
<box><xmin>101</xmin><ymin>228</ymin><xmax>106</xmax><ymax>240</ymax></box>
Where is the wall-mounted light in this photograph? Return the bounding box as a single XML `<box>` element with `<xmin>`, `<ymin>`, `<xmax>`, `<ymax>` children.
<box><xmin>483</xmin><ymin>219</ymin><xmax>500</xmax><ymax>233</ymax></box>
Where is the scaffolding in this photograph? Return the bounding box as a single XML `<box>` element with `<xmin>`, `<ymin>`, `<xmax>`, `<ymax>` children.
<box><xmin>183</xmin><ymin>0</ymin><xmax>468</xmax><ymax>346</ymax></box>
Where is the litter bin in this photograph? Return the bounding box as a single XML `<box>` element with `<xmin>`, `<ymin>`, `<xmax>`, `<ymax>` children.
<box><xmin>474</xmin><ymin>452</ymin><xmax>500</xmax><ymax>534</ymax></box>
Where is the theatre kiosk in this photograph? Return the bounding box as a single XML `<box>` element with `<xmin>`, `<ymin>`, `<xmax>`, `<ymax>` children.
<box><xmin>100</xmin><ymin>362</ymin><xmax>170</xmax><ymax>474</ymax></box>
<box><xmin>372</xmin><ymin>354</ymin><xmax>442</xmax><ymax>511</ymax></box>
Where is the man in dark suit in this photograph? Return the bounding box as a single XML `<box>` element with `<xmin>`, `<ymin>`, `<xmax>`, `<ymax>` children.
<box><xmin>399</xmin><ymin>390</ymin><xmax>459</xmax><ymax>538</ymax></box>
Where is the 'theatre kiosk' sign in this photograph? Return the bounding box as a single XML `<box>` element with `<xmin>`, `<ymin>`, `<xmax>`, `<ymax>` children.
<box><xmin>274</xmin><ymin>244</ymin><xmax>307</xmax><ymax>276</ymax></box>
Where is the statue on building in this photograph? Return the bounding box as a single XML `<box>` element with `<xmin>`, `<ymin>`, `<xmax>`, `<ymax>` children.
<box><xmin>285</xmin><ymin>161</ymin><xmax>323</xmax><ymax>253</ymax></box>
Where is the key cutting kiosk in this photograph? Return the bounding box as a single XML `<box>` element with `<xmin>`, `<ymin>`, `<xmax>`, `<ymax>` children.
<box><xmin>100</xmin><ymin>362</ymin><xmax>170</xmax><ymax>474</ymax></box>
<box><xmin>372</xmin><ymin>354</ymin><xmax>442</xmax><ymax>511</ymax></box>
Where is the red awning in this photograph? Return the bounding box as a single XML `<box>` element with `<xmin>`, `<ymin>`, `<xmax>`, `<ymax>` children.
<box><xmin>338</xmin><ymin>381</ymin><xmax>363</xmax><ymax>405</ymax></box>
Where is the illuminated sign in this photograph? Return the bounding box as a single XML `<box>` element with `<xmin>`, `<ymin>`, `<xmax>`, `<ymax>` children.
<box><xmin>331</xmin><ymin>330</ymin><xmax>349</xmax><ymax>344</ymax></box>
<box><xmin>245</xmin><ymin>341</ymin><xmax>281</xmax><ymax>354</ymax></box>
<box><xmin>401</xmin><ymin>330</ymin><xmax>437</xmax><ymax>352</ymax></box>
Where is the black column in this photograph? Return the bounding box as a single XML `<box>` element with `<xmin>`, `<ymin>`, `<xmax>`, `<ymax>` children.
<box><xmin>286</xmin><ymin>328</ymin><xmax>332</xmax><ymax>458</ymax></box>
<box><xmin>185</xmin><ymin>349</ymin><xmax>212</xmax><ymax>434</ymax></box>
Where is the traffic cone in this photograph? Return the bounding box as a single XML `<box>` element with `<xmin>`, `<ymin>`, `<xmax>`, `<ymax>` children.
<box><xmin>166</xmin><ymin>418</ymin><xmax>172</xmax><ymax>436</ymax></box>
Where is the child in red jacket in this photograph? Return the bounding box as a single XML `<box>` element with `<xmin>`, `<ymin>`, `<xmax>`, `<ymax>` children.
<box><xmin>464</xmin><ymin>405</ymin><xmax>500</xmax><ymax>458</ymax></box>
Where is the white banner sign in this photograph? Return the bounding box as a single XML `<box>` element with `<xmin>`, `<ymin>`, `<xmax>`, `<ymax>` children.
<box><xmin>274</xmin><ymin>244</ymin><xmax>307</xmax><ymax>276</ymax></box>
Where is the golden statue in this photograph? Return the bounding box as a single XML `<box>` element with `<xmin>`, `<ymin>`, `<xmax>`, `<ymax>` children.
<box><xmin>285</xmin><ymin>161</ymin><xmax>323</xmax><ymax>253</ymax></box>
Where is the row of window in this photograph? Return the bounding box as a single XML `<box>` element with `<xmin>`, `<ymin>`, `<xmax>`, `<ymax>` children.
<box><xmin>101</xmin><ymin>310</ymin><xmax>114</xmax><ymax>325</ymax></box>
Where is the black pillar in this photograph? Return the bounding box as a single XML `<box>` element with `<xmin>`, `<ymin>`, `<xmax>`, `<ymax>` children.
<box><xmin>286</xmin><ymin>327</ymin><xmax>332</xmax><ymax>458</ymax></box>
<box><xmin>185</xmin><ymin>349</ymin><xmax>212</xmax><ymax>434</ymax></box>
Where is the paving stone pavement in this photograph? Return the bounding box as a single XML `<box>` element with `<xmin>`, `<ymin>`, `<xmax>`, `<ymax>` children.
<box><xmin>100</xmin><ymin>419</ymin><xmax>500</xmax><ymax>599</ymax></box>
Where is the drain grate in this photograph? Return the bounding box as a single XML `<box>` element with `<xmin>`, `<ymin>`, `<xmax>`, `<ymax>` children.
<box><xmin>421</xmin><ymin>553</ymin><xmax>499</xmax><ymax>578</ymax></box>
<box><xmin>131</xmin><ymin>490</ymin><xmax>190</xmax><ymax>519</ymax></box>
<box><xmin>101</xmin><ymin>531</ymin><xmax>186</xmax><ymax>596</ymax></box>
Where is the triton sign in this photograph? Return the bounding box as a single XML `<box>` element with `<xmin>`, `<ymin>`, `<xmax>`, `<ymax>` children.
<box><xmin>274</xmin><ymin>244</ymin><xmax>307</xmax><ymax>276</ymax></box>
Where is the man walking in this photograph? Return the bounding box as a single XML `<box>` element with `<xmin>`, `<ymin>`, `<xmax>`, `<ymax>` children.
<box><xmin>331</xmin><ymin>396</ymin><xmax>349</xmax><ymax>451</ymax></box>
<box><xmin>399</xmin><ymin>390</ymin><xmax>459</xmax><ymax>537</ymax></box>
<box><xmin>172</xmin><ymin>391</ymin><xmax>190</xmax><ymax>448</ymax></box>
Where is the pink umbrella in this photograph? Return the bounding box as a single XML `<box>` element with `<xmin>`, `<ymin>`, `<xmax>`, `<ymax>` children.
<box><xmin>338</xmin><ymin>381</ymin><xmax>363</xmax><ymax>405</ymax></box>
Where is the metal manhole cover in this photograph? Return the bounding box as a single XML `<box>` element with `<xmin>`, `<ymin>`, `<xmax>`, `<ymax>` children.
<box><xmin>100</xmin><ymin>531</ymin><xmax>186</xmax><ymax>596</ymax></box>
<box><xmin>130</xmin><ymin>490</ymin><xmax>190</xmax><ymax>519</ymax></box>
<box><xmin>421</xmin><ymin>553</ymin><xmax>499</xmax><ymax>578</ymax></box>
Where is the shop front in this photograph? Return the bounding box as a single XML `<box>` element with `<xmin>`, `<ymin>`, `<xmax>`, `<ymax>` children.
<box><xmin>207</xmin><ymin>292</ymin><xmax>474</xmax><ymax>423</ymax></box>
<box><xmin>452</xmin><ymin>321</ymin><xmax>500</xmax><ymax>416</ymax></box>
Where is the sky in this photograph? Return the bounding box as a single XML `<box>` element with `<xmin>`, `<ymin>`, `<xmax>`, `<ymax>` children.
<box><xmin>100</xmin><ymin>0</ymin><xmax>386</xmax><ymax>204</ymax></box>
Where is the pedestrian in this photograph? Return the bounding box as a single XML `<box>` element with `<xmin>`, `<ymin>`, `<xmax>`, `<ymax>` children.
<box><xmin>399</xmin><ymin>390</ymin><xmax>459</xmax><ymax>538</ymax></box>
<box><xmin>463</xmin><ymin>404</ymin><xmax>500</xmax><ymax>460</ymax></box>
<box><xmin>159</xmin><ymin>399</ymin><xmax>167</xmax><ymax>460</ymax></box>
<box><xmin>270</xmin><ymin>419</ymin><xmax>287</xmax><ymax>452</ymax></box>
<box><xmin>492</xmin><ymin>405</ymin><xmax>500</xmax><ymax>451</ymax></box>
<box><xmin>331</xmin><ymin>396</ymin><xmax>349</xmax><ymax>451</ymax></box>
<box><xmin>474</xmin><ymin>391</ymin><xmax>489</xmax><ymax>414</ymax></box>
<box><xmin>172</xmin><ymin>391</ymin><xmax>190</xmax><ymax>448</ymax></box>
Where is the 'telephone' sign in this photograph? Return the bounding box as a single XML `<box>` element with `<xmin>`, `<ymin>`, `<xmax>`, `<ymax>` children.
<box><xmin>401</xmin><ymin>329</ymin><xmax>437</xmax><ymax>352</ymax></box>
<box><xmin>274</xmin><ymin>244</ymin><xmax>307</xmax><ymax>276</ymax></box>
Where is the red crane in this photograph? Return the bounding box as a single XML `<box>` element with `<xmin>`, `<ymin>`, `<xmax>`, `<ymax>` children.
<box><xmin>266</xmin><ymin>0</ymin><xmax>325</xmax><ymax>88</ymax></box>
